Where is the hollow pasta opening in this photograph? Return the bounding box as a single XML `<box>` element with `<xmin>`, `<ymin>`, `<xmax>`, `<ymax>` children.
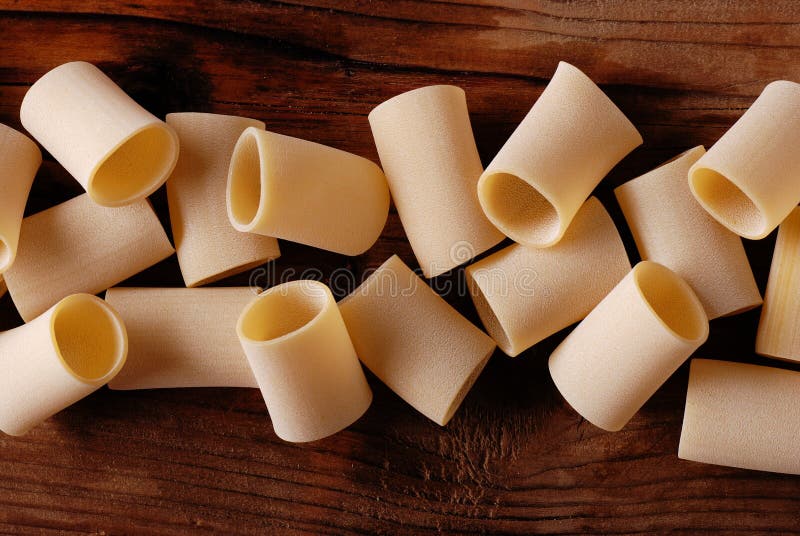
<box><xmin>228</xmin><ymin>130</ymin><xmax>263</xmax><ymax>228</ymax></box>
<box><xmin>239</xmin><ymin>281</ymin><xmax>329</xmax><ymax>343</ymax></box>
<box><xmin>480</xmin><ymin>172</ymin><xmax>560</xmax><ymax>246</ymax></box>
<box><xmin>633</xmin><ymin>262</ymin><xmax>707</xmax><ymax>342</ymax></box>
<box><xmin>689</xmin><ymin>167</ymin><xmax>766</xmax><ymax>238</ymax></box>
<box><xmin>90</xmin><ymin>124</ymin><xmax>177</xmax><ymax>206</ymax></box>
<box><xmin>51</xmin><ymin>294</ymin><xmax>127</xmax><ymax>383</ymax></box>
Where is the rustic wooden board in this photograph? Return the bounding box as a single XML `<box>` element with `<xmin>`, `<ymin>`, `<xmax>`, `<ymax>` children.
<box><xmin>1</xmin><ymin>2</ymin><xmax>800</xmax><ymax>533</ymax></box>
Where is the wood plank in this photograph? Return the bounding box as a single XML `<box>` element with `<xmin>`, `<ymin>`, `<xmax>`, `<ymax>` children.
<box><xmin>0</xmin><ymin>2</ymin><xmax>799</xmax><ymax>533</ymax></box>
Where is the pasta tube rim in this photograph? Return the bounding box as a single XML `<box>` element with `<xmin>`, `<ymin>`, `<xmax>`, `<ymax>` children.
<box><xmin>631</xmin><ymin>261</ymin><xmax>709</xmax><ymax>344</ymax></box>
<box><xmin>237</xmin><ymin>279</ymin><xmax>333</xmax><ymax>347</ymax></box>
<box><xmin>87</xmin><ymin>121</ymin><xmax>180</xmax><ymax>208</ymax></box>
<box><xmin>49</xmin><ymin>293</ymin><xmax>128</xmax><ymax>386</ymax></box>
<box><xmin>226</xmin><ymin>127</ymin><xmax>286</xmax><ymax>232</ymax></box>
<box><xmin>688</xmin><ymin>165</ymin><xmax>768</xmax><ymax>240</ymax></box>
<box><xmin>477</xmin><ymin>169</ymin><xmax>563</xmax><ymax>248</ymax></box>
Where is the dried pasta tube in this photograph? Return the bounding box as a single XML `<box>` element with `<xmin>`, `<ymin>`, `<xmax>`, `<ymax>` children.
<box><xmin>166</xmin><ymin>113</ymin><xmax>280</xmax><ymax>287</ymax></box>
<box><xmin>616</xmin><ymin>146</ymin><xmax>761</xmax><ymax>319</ymax></box>
<box><xmin>549</xmin><ymin>261</ymin><xmax>708</xmax><ymax>431</ymax></box>
<box><xmin>679</xmin><ymin>359</ymin><xmax>800</xmax><ymax>475</ymax></box>
<box><xmin>368</xmin><ymin>86</ymin><xmax>504</xmax><ymax>277</ymax></box>
<box><xmin>227</xmin><ymin>128</ymin><xmax>389</xmax><ymax>255</ymax></box>
<box><xmin>689</xmin><ymin>81</ymin><xmax>800</xmax><ymax>239</ymax></box>
<box><xmin>237</xmin><ymin>280</ymin><xmax>371</xmax><ymax>442</ymax></box>
<box><xmin>339</xmin><ymin>255</ymin><xmax>496</xmax><ymax>425</ymax></box>
<box><xmin>106</xmin><ymin>287</ymin><xmax>258</xmax><ymax>389</ymax></box>
<box><xmin>0</xmin><ymin>275</ymin><xmax>6</xmax><ymax>298</ymax></box>
<box><xmin>3</xmin><ymin>194</ymin><xmax>174</xmax><ymax>322</ymax></box>
<box><xmin>0</xmin><ymin>293</ymin><xmax>127</xmax><ymax>436</ymax></box>
<box><xmin>756</xmin><ymin>207</ymin><xmax>800</xmax><ymax>361</ymax></box>
<box><xmin>466</xmin><ymin>197</ymin><xmax>629</xmax><ymax>357</ymax></box>
<box><xmin>478</xmin><ymin>62</ymin><xmax>642</xmax><ymax>248</ymax></box>
<box><xmin>20</xmin><ymin>61</ymin><xmax>179</xmax><ymax>207</ymax></box>
<box><xmin>0</xmin><ymin>124</ymin><xmax>41</xmax><ymax>273</ymax></box>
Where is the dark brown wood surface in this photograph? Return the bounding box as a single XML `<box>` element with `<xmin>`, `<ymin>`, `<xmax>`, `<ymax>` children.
<box><xmin>1</xmin><ymin>1</ymin><xmax>800</xmax><ymax>533</ymax></box>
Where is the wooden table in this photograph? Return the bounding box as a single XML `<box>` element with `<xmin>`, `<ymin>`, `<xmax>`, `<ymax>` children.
<box><xmin>1</xmin><ymin>2</ymin><xmax>799</xmax><ymax>533</ymax></box>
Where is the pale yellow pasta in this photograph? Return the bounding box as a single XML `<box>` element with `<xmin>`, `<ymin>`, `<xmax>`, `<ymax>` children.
<box><xmin>0</xmin><ymin>124</ymin><xmax>41</xmax><ymax>273</ymax></box>
<box><xmin>368</xmin><ymin>85</ymin><xmax>504</xmax><ymax>277</ymax></box>
<box><xmin>106</xmin><ymin>287</ymin><xmax>258</xmax><ymax>389</ymax></box>
<box><xmin>3</xmin><ymin>194</ymin><xmax>174</xmax><ymax>322</ymax></box>
<box><xmin>467</xmin><ymin>197</ymin><xmax>629</xmax><ymax>357</ymax></box>
<box><xmin>0</xmin><ymin>294</ymin><xmax>127</xmax><ymax>436</ymax></box>
<box><xmin>237</xmin><ymin>280</ymin><xmax>372</xmax><ymax>442</ymax></box>
<box><xmin>616</xmin><ymin>146</ymin><xmax>761</xmax><ymax>319</ymax></box>
<box><xmin>20</xmin><ymin>61</ymin><xmax>179</xmax><ymax>207</ymax></box>
<box><xmin>338</xmin><ymin>255</ymin><xmax>496</xmax><ymax>426</ymax></box>
<box><xmin>478</xmin><ymin>61</ymin><xmax>642</xmax><ymax>248</ymax></box>
<box><xmin>689</xmin><ymin>81</ymin><xmax>800</xmax><ymax>239</ymax></box>
<box><xmin>679</xmin><ymin>359</ymin><xmax>800</xmax><ymax>475</ymax></box>
<box><xmin>756</xmin><ymin>207</ymin><xmax>800</xmax><ymax>361</ymax></box>
<box><xmin>549</xmin><ymin>261</ymin><xmax>708</xmax><ymax>432</ymax></box>
<box><xmin>227</xmin><ymin>128</ymin><xmax>389</xmax><ymax>255</ymax></box>
<box><xmin>166</xmin><ymin>113</ymin><xmax>280</xmax><ymax>287</ymax></box>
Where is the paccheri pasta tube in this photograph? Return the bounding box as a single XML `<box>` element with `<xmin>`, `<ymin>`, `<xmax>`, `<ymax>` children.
<box><xmin>0</xmin><ymin>275</ymin><xmax>6</xmax><ymax>298</ymax></box>
<box><xmin>166</xmin><ymin>113</ymin><xmax>280</xmax><ymax>287</ymax></box>
<box><xmin>756</xmin><ymin>207</ymin><xmax>800</xmax><ymax>361</ymax></box>
<box><xmin>679</xmin><ymin>359</ymin><xmax>800</xmax><ymax>475</ymax></box>
<box><xmin>20</xmin><ymin>61</ymin><xmax>179</xmax><ymax>207</ymax></box>
<box><xmin>368</xmin><ymin>85</ymin><xmax>504</xmax><ymax>277</ymax></box>
<box><xmin>549</xmin><ymin>261</ymin><xmax>708</xmax><ymax>431</ymax></box>
<box><xmin>3</xmin><ymin>194</ymin><xmax>174</xmax><ymax>322</ymax></box>
<box><xmin>0</xmin><ymin>293</ymin><xmax>127</xmax><ymax>436</ymax></box>
<box><xmin>106</xmin><ymin>287</ymin><xmax>258</xmax><ymax>389</ymax></box>
<box><xmin>466</xmin><ymin>197</ymin><xmax>629</xmax><ymax>357</ymax></box>
<box><xmin>338</xmin><ymin>255</ymin><xmax>496</xmax><ymax>425</ymax></box>
<box><xmin>227</xmin><ymin>128</ymin><xmax>389</xmax><ymax>256</ymax></box>
<box><xmin>688</xmin><ymin>81</ymin><xmax>800</xmax><ymax>240</ymax></box>
<box><xmin>0</xmin><ymin>124</ymin><xmax>41</xmax><ymax>273</ymax></box>
<box><xmin>616</xmin><ymin>146</ymin><xmax>761</xmax><ymax>319</ymax></box>
<box><xmin>477</xmin><ymin>61</ymin><xmax>642</xmax><ymax>248</ymax></box>
<box><xmin>237</xmin><ymin>280</ymin><xmax>372</xmax><ymax>442</ymax></box>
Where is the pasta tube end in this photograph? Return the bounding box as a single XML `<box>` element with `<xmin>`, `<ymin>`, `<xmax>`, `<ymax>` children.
<box><xmin>477</xmin><ymin>170</ymin><xmax>564</xmax><ymax>248</ymax></box>
<box><xmin>689</xmin><ymin>165</ymin><xmax>769</xmax><ymax>240</ymax></box>
<box><xmin>50</xmin><ymin>293</ymin><xmax>128</xmax><ymax>386</ymax></box>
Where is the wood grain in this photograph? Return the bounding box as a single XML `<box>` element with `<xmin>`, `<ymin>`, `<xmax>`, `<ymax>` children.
<box><xmin>1</xmin><ymin>1</ymin><xmax>800</xmax><ymax>533</ymax></box>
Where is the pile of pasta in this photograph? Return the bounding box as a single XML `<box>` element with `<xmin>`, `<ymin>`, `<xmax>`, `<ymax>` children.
<box><xmin>1</xmin><ymin>60</ymin><xmax>799</xmax><ymax>474</ymax></box>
